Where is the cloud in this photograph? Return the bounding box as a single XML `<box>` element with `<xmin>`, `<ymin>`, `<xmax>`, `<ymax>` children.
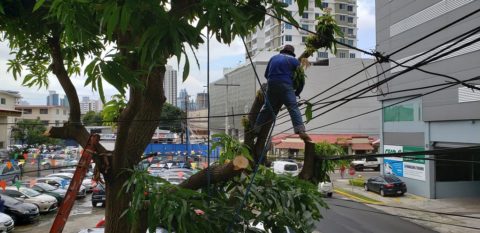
<box><xmin>357</xmin><ymin>0</ymin><xmax>376</xmax><ymax>54</ymax></box>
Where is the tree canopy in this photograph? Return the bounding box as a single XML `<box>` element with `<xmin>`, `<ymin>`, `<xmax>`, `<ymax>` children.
<box><xmin>12</xmin><ymin>119</ymin><xmax>61</xmax><ymax>146</ymax></box>
<box><xmin>0</xmin><ymin>0</ymin><xmax>343</xmax><ymax>232</ymax></box>
<box><xmin>82</xmin><ymin>111</ymin><xmax>103</xmax><ymax>126</ymax></box>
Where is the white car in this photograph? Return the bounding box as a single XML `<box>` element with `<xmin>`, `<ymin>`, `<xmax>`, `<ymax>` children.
<box><xmin>46</xmin><ymin>173</ymin><xmax>93</xmax><ymax>192</ymax></box>
<box><xmin>318</xmin><ymin>181</ymin><xmax>334</xmax><ymax>197</ymax></box>
<box><xmin>36</xmin><ymin>177</ymin><xmax>87</xmax><ymax>198</ymax></box>
<box><xmin>271</xmin><ymin>161</ymin><xmax>299</xmax><ymax>176</ymax></box>
<box><xmin>0</xmin><ymin>212</ymin><xmax>14</xmax><ymax>232</ymax></box>
<box><xmin>4</xmin><ymin>187</ymin><xmax>58</xmax><ymax>213</ymax></box>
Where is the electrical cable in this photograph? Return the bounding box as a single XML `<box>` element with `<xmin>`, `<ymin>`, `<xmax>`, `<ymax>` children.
<box><xmin>331</xmin><ymin>203</ymin><xmax>480</xmax><ymax>231</ymax></box>
<box><xmin>331</xmin><ymin>197</ymin><xmax>480</xmax><ymax>220</ymax></box>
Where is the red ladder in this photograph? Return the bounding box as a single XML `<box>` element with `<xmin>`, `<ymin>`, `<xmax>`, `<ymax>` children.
<box><xmin>50</xmin><ymin>134</ymin><xmax>100</xmax><ymax>233</ymax></box>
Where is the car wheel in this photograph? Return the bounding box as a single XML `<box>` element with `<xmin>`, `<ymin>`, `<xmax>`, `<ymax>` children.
<box><xmin>364</xmin><ymin>184</ymin><xmax>369</xmax><ymax>191</ymax></box>
<box><xmin>380</xmin><ymin>189</ymin><xmax>385</xmax><ymax>196</ymax></box>
<box><xmin>374</xmin><ymin>165</ymin><xmax>380</xmax><ymax>171</ymax></box>
<box><xmin>327</xmin><ymin>192</ymin><xmax>333</xmax><ymax>198</ymax></box>
<box><xmin>92</xmin><ymin>201</ymin><xmax>97</xmax><ymax>207</ymax></box>
<box><xmin>355</xmin><ymin>165</ymin><xmax>364</xmax><ymax>171</ymax></box>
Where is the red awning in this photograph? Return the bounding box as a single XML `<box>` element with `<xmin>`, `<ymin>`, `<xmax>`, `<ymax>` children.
<box><xmin>351</xmin><ymin>143</ymin><xmax>374</xmax><ymax>151</ymax></box>
<box><xmin>275</xmin><ymin>141</ymin><xmax>305</xmax><ymax>150</ymax></box>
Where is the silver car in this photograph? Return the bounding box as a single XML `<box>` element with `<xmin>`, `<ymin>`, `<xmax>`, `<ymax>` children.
<box><xmin>35</xmin><ymin>177</ymin><xmax>87</xmax><ymax>198</ymax></box>
<box><xmin>4</xmin><ymin>187</ymin><xmax>58</xmax><ymax>213</ymax></box>
<box><xmin>46</xmin><ymin>173</ymin><xmax>93</xmax><ymax>192</ymax></box>
<box><xmin>0</xmin><ymin>212</ymin><xmax>14</xmax><ymax>232</ymax></box>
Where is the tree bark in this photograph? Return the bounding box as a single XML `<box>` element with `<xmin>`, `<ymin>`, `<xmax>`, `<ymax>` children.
<box><xmin>179</xmin><ymin>156</ymin><xmax>248</xmax><ymax>190</ymax></box>
<box><xmin>298</xmin><ymin>142</ymin><xmax>316</xmax><ymax>182</ymax></box>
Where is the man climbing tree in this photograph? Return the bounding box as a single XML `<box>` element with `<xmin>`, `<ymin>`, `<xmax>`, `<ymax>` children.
<box><xmin>253</xmin><ymin>44</ymin><xmax>312</xmax><ymax>142</ymax></box>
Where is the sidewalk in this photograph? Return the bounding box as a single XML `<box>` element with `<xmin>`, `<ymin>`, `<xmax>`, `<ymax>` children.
<box><xmin>333</xmin><ymin>178</ymin><xmax>480</xmax><ymax>233</ymax></box>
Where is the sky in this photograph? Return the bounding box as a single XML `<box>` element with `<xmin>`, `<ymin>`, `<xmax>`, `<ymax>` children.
<box><xmin>0</xmin><ymin>0</ymin><xmax>376</xmax><ymax>105</ymax></box>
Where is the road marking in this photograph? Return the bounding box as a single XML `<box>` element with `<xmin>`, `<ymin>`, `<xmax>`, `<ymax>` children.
<box><xmin>334</xmin><ymin>188</ymin><xmax>383</xmax><ymax>205</ymax></box>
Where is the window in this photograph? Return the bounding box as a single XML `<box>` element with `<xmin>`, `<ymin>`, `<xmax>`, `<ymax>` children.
<box><xmin>339</xmin><ymin>52</ymin><xmax>346</xmax><ymax>58</ymax></box>
<box><xmin>285</xmin><ymin>35</ymin><xmax>292</xmax><ymax>42</ymax></box>
<box><xmin>302</xmin><ymin>37</ymin><xmax>306</xmax><ymax>43</ymax></box>
<box><xmin>56</xmin><ymin>109</ymin><xmax>60</xmax><ymax>115</ymax></box>
<box><xmin>339</xmin><ymin>15</ymin><xmax>346</xmax><ymax>21</ymax></box>
<box><xmin>302</xmin><ymin>13</ymin><xmax>308</xmax><ymax>19</ymax></box>
<box><xmin>339</xmin><ymin>4</ymin><xmax>345</xmax><ymax>9</ymax></box>
<box><xmin>315</xmin><ymin>13</ymin><xmax>320</xmax><ymax>19</ymax></box>
<box><xmin>318</xmin><ymin>52</ymin><xmax>328</xmax><ymax>58</ymax></box>
<box><xmin>383</xmin><ymin>102</ymin><xmax>421</xmax><ymax>122</ymax></box>
<box><xmin>349</xmin><ymin>53</ymin><xmax>356</xmax><ymax>58</ymax></box>
<box><xmin>55</xmin><ymin>120</ymin><xmax>60</xmax><ymax>126</ymax></box>
<box><xmin>284</xmin><ymin>0</ymin><xmax>292</xmax><ymax>5</ymax></box>
<box><xmin>284</xmin><ymin>23</ymin><xmax>292</xmax><ymax>29</ymax></box>
<box><xmin>347</xmin><ymin>17</ymin><xmax>354</xmax><ymax>23</ymax></box>
<box><xmin>341</xmin><ymin>27</ymin><xmax>346</xmax><ymax>33</ymax></box>
<box><xmin>40</xmin><ymin>109</ymin><xmax>48</xmax><ymax>114</ymax></box>
<box><xmin>347</xmin><ymin>39</ymin><xmax>354</xmax><ymax>46</ymax></box>
<box><xmin>348</xmin><ymin>28</ymin><xmax>354</xmax><ymax>35</ymax></box>
<box><xmin>63</xmin><ymin>109</ymin><xmax>67</xmax><ymax>115</ymax></box>
<box><xmin>347</xmin><ymin>5</ymin><xmax>353</xmax><ymax>12</ymax></box>
<box><xmin>23</xmin><ymin>109</ymin><xmax>32</xmax><ymax>114</ymax></box>
<box><xmin>41</xmin><ymin>120</ymin><xmax>49</xmax><ymax>125</ymax></box>
<box><xmin>321</xmin><ymin>2</ymin><xmax>328</xmax><ymax>8</ymax></box>
<box><xmin>302</xmin><ymin>24</ymin><xmax>309</xmax><ymax>30</ymax></box>
<box><xmin>436</xmin><ymin>149</ymin><xmax>480</xmax><ymax>181</ymax></box>
<box><xmin>0</xmin><ymin>98</ymin><xmax>5</xmax><ymax>105</ymax></box>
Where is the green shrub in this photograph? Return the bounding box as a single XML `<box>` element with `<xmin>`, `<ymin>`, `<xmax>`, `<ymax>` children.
<box><xmin>349</xmin><ymin>178</ymin><xmax>365</xmax><ymax>187</ymax></box>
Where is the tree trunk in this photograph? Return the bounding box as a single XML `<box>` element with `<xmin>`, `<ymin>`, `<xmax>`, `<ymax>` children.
<box><xmin>298</xmin><ymin>142</ymin><xmax>316</xmax><ymax>182</ymax></box>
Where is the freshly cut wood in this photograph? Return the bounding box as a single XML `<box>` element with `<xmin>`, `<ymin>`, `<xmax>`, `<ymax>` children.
<box><xmin>179</xmin><ymin>156</ymin><xmax>248</xmax><ymax>190</ymax></box>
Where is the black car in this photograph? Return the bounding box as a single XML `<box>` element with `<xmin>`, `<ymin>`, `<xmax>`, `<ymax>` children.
<box><xmin>364</xmin><ymin>175</ymin><xmax>407</xmax><ymax>196</ymax></box>
<box><xmin>0</xmin><ymin>194</ymin><xmax>39</xmax><ymax>223</ymax></box>
<box><xmin>91</xmin><ymin>183</ymin><xmax>106</xmax><ymax>207</ymax></box>
<box><xmin>30</xmin><ymin>183</ymin><xmax>66</xmax><ymax>204</ymax></box>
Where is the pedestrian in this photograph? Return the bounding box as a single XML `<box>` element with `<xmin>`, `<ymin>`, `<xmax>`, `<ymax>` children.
<box><xmin>254</xmin><ymin>44</ymin><xmax>311</xmax><ymax>142</ymax></box>
<box><xmin>340</xmin><ymin>165</ymin><xmax>346</xmax><ymax>179</ymax></box>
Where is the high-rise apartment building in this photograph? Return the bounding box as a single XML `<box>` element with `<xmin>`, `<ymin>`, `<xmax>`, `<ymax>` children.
<box><xmin>164</xmin><ymin>65</ymin><xmax>178</xmax><ymax>106</ymax></box>
<box><xmin>46</xmin><ymin>90</ymin><xmax>60</xmax><ymax>106</ymax></box>
<box><xmin>80</xmin><ymin>96</ymin><xmax>103</xmax><ymax>114</ymax></box>
<box><xmin>245</xmin><ymin>0</ymin><xmax>358</xmax><ymax>60</ymax></box>
<box><xmin>195</xmin><ymin>92</ymin><xmax>208</xmax><ymax>110</ymax></box>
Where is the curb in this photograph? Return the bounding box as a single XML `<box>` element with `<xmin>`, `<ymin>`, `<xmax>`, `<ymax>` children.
<box><xmin>334</xmin><ymin>188</ymin><xmax>384</xmax><ymax>205</ymax></box>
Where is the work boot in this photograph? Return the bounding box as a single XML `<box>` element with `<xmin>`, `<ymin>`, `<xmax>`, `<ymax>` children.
<box><xmin>298</xmin><ymin>132</ymin><xmax>312</xmax><ymax>142</ymax></box>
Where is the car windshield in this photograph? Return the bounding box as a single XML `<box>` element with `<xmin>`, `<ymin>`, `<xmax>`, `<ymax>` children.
<box><xmin>36</xmin><ymin>183</ymin><xmax>56</xmax><ymax>191</ymax></box>
<box><xmin>20</xmin><ymin>187</ymin><xmax>41</xmax><ymax>197</ymax></box>
<box><xmin>284</xmin><ymin>164</ymin><xmax>297</xmax><ymax>171</ymax></box>
<box><xmin>384</xmin><ymin>176</ymin><xmax>402</xmax><ymax>183</ymax></box>
<box><xmin>1</xmin><ymin>195</ymin><xmax>21</xmax><ymax>205</ymax></box>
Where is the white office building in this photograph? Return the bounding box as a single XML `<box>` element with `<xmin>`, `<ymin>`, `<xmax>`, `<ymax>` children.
<box><xmin>245</xmin><ymin>0</ymin><xmax>359</xmax><ymax>60</ymax></box>
<box><xmin>164</xmin><ymin>65</ymin><xmax>178</xmax><ymax>106</ymax></box>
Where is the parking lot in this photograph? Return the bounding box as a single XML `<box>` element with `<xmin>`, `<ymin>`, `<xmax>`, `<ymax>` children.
<box><xmin>14</xmin><ymin>192</ymin><xmax>104</xmax><ymax>233</ymax></box>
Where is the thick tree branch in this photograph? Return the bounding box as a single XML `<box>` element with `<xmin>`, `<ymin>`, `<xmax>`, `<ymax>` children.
<box><xmin>47</xmin><ymin>35</ymin><xmax>81</xmax><ymax>123</ymax></box>
<box><xmin>298</xmin><ymin>142</ymin><xmax>316</xmax><ymax>182</ymax></box>
<box><xmin>179</xmin><ymin>156</ymin><xmax>248</xmax><ymax>190</ymax></box>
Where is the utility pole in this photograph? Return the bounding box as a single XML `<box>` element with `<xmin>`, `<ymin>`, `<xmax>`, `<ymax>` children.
<box><xmin>185</xmin><ymin>94</ymin><xmax>191</xmax><ymax>161</ymax></box>
<box><xmin>214</xmin><ymin>77</ymin><xmax>240</xmax><ymax>135</ymax></box>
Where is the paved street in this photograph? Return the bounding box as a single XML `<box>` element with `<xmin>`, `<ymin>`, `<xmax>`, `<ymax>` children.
<box><xmin>316</xmin><ymin>198</ymin><xmax>437</xmax><ymax>233</ymax></box>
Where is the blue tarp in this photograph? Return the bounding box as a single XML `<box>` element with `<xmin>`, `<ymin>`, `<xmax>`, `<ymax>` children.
<box><xmin>144</xmin><ymin>143</ymin><xmax>220</xmax><ymax>158</ymax></box>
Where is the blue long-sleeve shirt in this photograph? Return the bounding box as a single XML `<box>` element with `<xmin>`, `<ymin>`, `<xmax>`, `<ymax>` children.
<box><xmin>264</xmin><ymin>53</ymin><xmax>300</xmax><ymax>86</ymax></box>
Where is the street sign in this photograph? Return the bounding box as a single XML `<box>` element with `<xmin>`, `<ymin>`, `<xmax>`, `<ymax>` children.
<box><xmin>349</xmin><ymin>167</ymin><xmax>356</xmax><ymax>176</ymax></box>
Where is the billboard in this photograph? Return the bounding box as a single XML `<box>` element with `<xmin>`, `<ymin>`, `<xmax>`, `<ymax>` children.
<box><xmin>384</xmin><ymin>145</ymin><xmax>425</xmax><ymax>181</ymax></box>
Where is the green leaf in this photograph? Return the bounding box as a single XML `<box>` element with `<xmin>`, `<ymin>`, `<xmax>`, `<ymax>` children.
<box><xmin>182</xmin><ymin>56</ymin><xmax>190</xmax><ymax>82</ymax></box>
<box><xmin>33</xmin><ymin>0</ymin><xmax>46</xmax><ymax>12</ymax></box>
<box><xmin>305</xmin><ymin>101</ymin><xmax>313</xmax><ymax>123</ymax></box>
<box><xmin>0</xmin><ymin>4</ymin><xmax>4</xmax><ymax>14</ymax></box>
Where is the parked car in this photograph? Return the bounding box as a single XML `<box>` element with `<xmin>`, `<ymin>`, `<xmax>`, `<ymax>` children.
<box><xmin>41</xmin><ymin>158</ymin><xmax>78</xmax><ymax>169</ymax></box>
<box><xmin>0</xmin><ymin>212</ymin><xmax>14</xmax><ymax>232</ymax></box>
<box><xmin>271</xmin><ymin>161</ymin><xmax>299</xmax><ymax>176</ymax></box>
<box><xmin>0</xmin><ymin>194</ymin><xmax>39</xmax><ymax>224</ymax></box>
<box><xmin>0</xmin><ymin>164</ymin><xmax>21</xmax><ymax>184</ymax></box>
<box><xmin>3</xmin><ymin>187</ymin><xmax>58</xmax><ymax>213</ymax></box>
<box><xmin>160</xmin><ymin>168</ymin><xmax>195</xmax><ymax>179</ymax></box>
<box><xmin>35</xmin><ymin>177</ymin><xmax>87</xmax><ymax>198</ymax></box>
<box><xmin>91</xmin><ymin>183</ymin><xmax>106</xmax><ymax>207</ymax></box>
<box><xmin>59</xmin><ymin>168</ymin><xmax>94</xmax><ymax>179</ymax></box>
<box><xmin>318</xmin><ymin>181</ymin><xmax>333</xmax><ymax>197</ymax></box>
<box><xmin>46</xmin><ymin>173</ymin><xmax>93</xmax><ymax>192</ymax></box>
<box><xmin>29</xmin><ymin>182</ymin><xmax>66</xmax><ymax>204</ymax></box>
<box><xmin>351</xmin><ymin>157</ymin><xmax>380</xmax><ymax>171</ymax></box>
<box><xmin>364</xmin><ymin>175</ymin><xmax>407</xmax><ymax>196</ymax></box>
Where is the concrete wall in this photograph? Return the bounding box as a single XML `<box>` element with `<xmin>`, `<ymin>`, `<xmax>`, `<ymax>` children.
<box><xmin>436</xmin><ymin>181</ymin><xmax>480</xmax><ymax>198</ymax></box>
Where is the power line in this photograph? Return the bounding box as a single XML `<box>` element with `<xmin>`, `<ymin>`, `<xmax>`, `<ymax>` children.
<box><xmin>331</xmin><ymin>197</ymin><xmax>480</xmax><ymax>220</ymax></box>
<box><xmin>332</xmin><ymin>203</ymin><xmax>480</xmax><ymax>231</ymax></box>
